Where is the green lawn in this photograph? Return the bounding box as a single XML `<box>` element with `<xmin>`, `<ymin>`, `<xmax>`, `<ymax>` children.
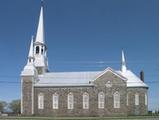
<box><xmin>0</xmin><ymin>116</ymin><xmax>159</xmax><ymax>120</ymax></box>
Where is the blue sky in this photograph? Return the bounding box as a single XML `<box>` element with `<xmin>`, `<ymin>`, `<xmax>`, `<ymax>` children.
<box><xmin>0</xmin><ymin>0</ymin><xmax>159</xmax><ymax>110</ymax></box>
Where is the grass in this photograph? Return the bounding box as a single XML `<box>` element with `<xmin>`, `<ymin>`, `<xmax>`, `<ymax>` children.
<box><xmin>0</xmin><ymin>116</ymin><xmax>159</xmax><ymax>120</ymax></box>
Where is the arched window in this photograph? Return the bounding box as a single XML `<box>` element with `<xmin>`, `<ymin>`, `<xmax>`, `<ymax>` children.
<box><xmin>41</xmin><ymin>48</ymin><xmax>44</xmax><ymax>54</ymax></box>
<box><xmin>135</xmin><ymin>93</ymin><xmax>139</xmax><ymax>106</ymax></box>
<box><xmin>98</xmin><ymin>92</ymin><xmax>105</xmax><ymax>109</ymax></box>
<box><xmin>29</xmin><ymin>58</ymin><xmax>31</xmax><ymax>63</ymax></box>
<box><xmin>52</xmin><ymin>93</ymin><xmax>58</xmax><ymax>109</ymax></box>
<box><xmin>145</xmin><ymin>93</ymin><xmax>147</xmax><ymax>105</ymax></box>
<box><xmin>36</xmin><ymin>46</ymin><xmax>40</xmax><ymax>54</ymax></box>
<box><xmin>38</xmin><ymin>93</ymin><xmax>44</xmax><ymax>109</ymax></box>
<box><xmin>83</xmin><ymin>92</ymin><xmax>89</xmax><ymax>109</ymax></box>
<box><xmin>113</xmin><ymin>91</ymin><xmax>120</xmax><ymax>108</ymax></box>
<box><xmin>41</xmin><ymin>46</ymin><xmax>45</xmax><ymax>54</ymax></box>
<box><xmin>67</xmin><ymin>92</ymin><xmax>74</xmax><ymax>109</ymax></box>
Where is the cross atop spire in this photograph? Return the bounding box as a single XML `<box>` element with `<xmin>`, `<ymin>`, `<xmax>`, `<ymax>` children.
<box><xmin>121</xmin><ymin>50</ymin><xmax>127</xmax><ymax>72</ymax></box>
<box><xmin>35</xmin><ymin>1</ymin><xmax>45</xmax><ymax>44</ymax></box>
<box><xmin>41</xmin><ymin>0</ymin><xmax>44</xmax><ymax>7</ymax></box>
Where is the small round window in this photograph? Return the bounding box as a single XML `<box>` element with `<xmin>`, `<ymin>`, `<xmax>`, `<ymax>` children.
<box><xmin>105</xmin><ymin>81</ymin><xmax>112</xmax><ymax>88</ymax></box>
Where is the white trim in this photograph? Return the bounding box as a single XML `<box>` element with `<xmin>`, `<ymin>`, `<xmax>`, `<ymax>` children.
<box><xmin>67</xmin><ymin>92</ymin><xmax>74</xmax><ymax>109</ymax></box>
<box><xmin>93</xmin><ymin>67</ymin><xmax>127</xmax><ymax>82</ymax></box>
<box><xmin>127</xmin><ymin>93</ymin><xmax>129</xmax><ymax>106</ymax></box>
<box><xmin>135</xmin><ymin>93</ymin><xmax>139</xmax><ymax>106</ymax></box>
<box><xmin>31</xmin><ymin>77</ymin><xmax>34</xmax><ymax>114</ymax></box>
<box><xmin>113</xmin><ymin>91</ymin><xmax>120</xmax><ymax>108</ymax></box>
<box><xmin>83</xmin><ymin>92</ymin><xmax>89</xmax><ymax>109</ymax></box>
<box><xmin>98</xmin><ymin>92</ymin><xmax>105</xmax><ymax>109</ymax></box>
<box><xmin>21</xmin><ymin>78</ymin><xmax>23</xmax><ymax>114</ymax></box>
<box><xmin>38</xmin><ymin>93</ymin><xmax>44</xmax><ymax>109</ymax></box>
<box><xmin>145</xmin><ymin>93</ymin><xmax>147</xmax><ymax>106</ymax></box>
<box><xmin>52</xmin><ymin>93</ymin><xmax>59</xmax><ymax>109</ymax></box>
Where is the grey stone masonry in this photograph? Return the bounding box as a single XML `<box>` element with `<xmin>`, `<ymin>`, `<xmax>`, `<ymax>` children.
<box><xmin>21</xmin><ymin>70</ymin><xmax>148</xmax><ymax>116</ymax></box>
<box><xmin>33</xmin><ymin>71</ymin><xmax>128</xmax><ymax>117</ymax></box>
<box><xmin>21</xmin><ymin>76</ymin><xmax>34</xmax><ymax>115</ymax></box>
<box><xmin>127</xmin><ymin>87</ymin><xmax>148</xmax><ymax>115</ymax></box>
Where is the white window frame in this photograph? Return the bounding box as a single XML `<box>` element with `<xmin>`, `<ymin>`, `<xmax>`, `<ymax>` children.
<box><xmin>135</xmin><ymin>93</ymin><xmax>139</xmax><ymax>106</ymax></box>
<box><xmin>38</xmin><ymin>93</ymin><xmax>44</xmax><ymax>109</ymax></box>
<box><xmin>98</xmin><ymin>92</ymin><xmax>105</xmax><ymax>109</ymax></box>
<box><xmin>113</xmin><ymin>91</ymin><xmax>120</xmax><ymax>108</ymax></box>
<box><xmin>83</xmin><ymin>92</ymin><xmax>89</xmax><ymax>109</ymax></box>
<box><xmin>145</xmin><ymin>93</ymin><xmax>147</xmax><ymax>106</ymax></box>
<box><xmin>67</xmin><ymin>92</ymin><xmax>74</xmax><ymax>109</ymax></box>
<box><xmin>52</xmin><ymin>93</ymin><xmax>59</xmax><ymax>109</ymax></box>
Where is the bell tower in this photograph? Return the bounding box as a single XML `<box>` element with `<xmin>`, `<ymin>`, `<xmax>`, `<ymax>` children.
<box><xmin>21</xmin><ymin>36</ymin><xmax>37</xmax><ymax>115</ymax></box>
<box><xmin>34</xmin><ymin>1</ymin><xmax>48</xmax><ymax>74</ymax></box>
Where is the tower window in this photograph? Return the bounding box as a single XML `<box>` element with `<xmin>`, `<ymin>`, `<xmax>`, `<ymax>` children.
<box><xmin>37</xmin><ymin>67</ymin><xmax>43</xmax><ymax>75</ymax></box>
<box><xmin>41</xmin><ymin>48</ymin><xmax>43</xmax><ymax>54</ymax></box>
<box><xmin>36</xmin><ymin>46</ymin><xmax>40</xmax><ymax>54</ymax></box>
<box><xmin>29</xmin><ymin>58</ymin><xmax>31</xmax><ymax>63</ymax></box>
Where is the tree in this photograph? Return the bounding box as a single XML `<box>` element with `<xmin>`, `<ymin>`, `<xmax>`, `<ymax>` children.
<box><xmin>9</xmin><ymin>99</ymin><xmax>20</xmax><ymax>114</ymax></box>
<box><xmin>0</xmin><ymin>101</ymin><xmax>7</xmax><ymax>113</ymax></box>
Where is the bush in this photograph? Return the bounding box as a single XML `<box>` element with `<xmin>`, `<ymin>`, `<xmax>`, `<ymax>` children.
<box><xmin>9</xmin><ymin>99</ymin><xmax>20</xmax><ymax>114</ymax></box>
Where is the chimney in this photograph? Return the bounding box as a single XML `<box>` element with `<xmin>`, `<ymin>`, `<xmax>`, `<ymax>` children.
<box><xmin>140</xmin><ymin>70</ymin><xmax>144</xmax><ymax>82</ymax></box>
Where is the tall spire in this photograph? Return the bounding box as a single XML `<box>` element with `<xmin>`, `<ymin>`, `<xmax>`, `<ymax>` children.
<box><xmin>121</xmin><ymin>50</ymin><xmax>127</xmax><ymax>72</ymax></box>
<box><xmin>33</xmin><ymin>0</ymin><xmax>48</xmax><ymax>74</ymax></box>
<box><xmin>21</xmin><ymin>36</ymin><xmax>37</xmax><ymax>76</ymax></box>
<box><xmin>35</xmin><ymin>0</ymin><xmax>45</xmax><ymax>44</ymax></box>
<box><xmin>28</xmin><ymin>36</ymin><xmax>34</xmax><ymax>58</ymax></box>
<box><xmin>28</xmin><ymin>36</ymin><xmax>34</xmax><ymax>63</ymax></box>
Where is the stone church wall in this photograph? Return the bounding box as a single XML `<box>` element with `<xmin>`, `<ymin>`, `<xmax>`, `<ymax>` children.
<box><xmin>21</xmin><ymin>76</ymin><xmax>33</xmax><ymax>115</ymax></box>
<box><xmin>33</xmin><ymin>71</ymin><xmax>128</xmax><ymax>117</ymax></box>
<box><xmin>127</xmin><ymin>87</ymin><xmax>148</xmax><ymax>115</ymax></box>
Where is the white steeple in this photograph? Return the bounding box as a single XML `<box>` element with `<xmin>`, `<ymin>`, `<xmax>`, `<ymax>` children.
<box><xmin>34</xmin><ymin>0</ymin><xmax>48</xmax><ymax>74</ymax></box>
<box><xmin>35</xmin><ymin>0</ymin><xmax>45</xmax><ymax>44</ymax></box>
<box><xmin>21</xmin><ymin>37</ymin><xmax>37</xmax><ymax>76</ymax></box>
<box><xmin>28</xmin><ymin>36</ymin><xmax>34</xmax><ymax>63</ymax></box>
<box><xmin>121</xmin><ymin>50</ymin><xmax>127</xmax><ymax>72</ymax></box>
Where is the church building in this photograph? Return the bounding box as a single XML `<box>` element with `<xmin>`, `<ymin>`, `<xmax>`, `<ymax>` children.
<box><xmin>21</xmin><ymin>2</ymin><xmax>148</xmax><ymax>117</ymax></box>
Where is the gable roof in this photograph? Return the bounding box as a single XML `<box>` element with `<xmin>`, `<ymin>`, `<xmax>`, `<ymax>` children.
<box><xmin>117</xmin><ymin>70</ymin><xmax>148</xmax><ymax>88</ymax></box>
<box><xmin>34</xmin><ymin>71</ymin><xmax>101</xmax><ymax>87</ymax></box>
<box><xmin>34</xmin><ymin>68</ymin><xmax>148</xmax><ymax>88</ymax></box>
<box><xmin>92</xmin><ymin>67</ymin><xmax>127</xmax><ymax>82</ymax></box>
